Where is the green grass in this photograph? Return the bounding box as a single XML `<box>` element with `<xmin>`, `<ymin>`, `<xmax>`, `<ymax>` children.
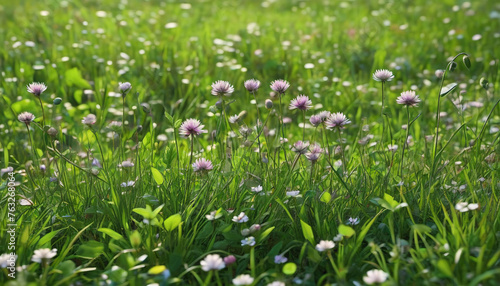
<box><xmin>0</xmin><ymin>0</ymin><xmax>500</xmax><ymax>285</ymax></box>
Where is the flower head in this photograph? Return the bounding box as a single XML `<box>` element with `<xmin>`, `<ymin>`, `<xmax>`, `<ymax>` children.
<box><xmin>18</xmin><ymin>112</ymin><xmax>35</xmax><ymax>125</ymax></box>
<box><xmin>347</xmin><ymin>217</ymin><xmax>360</xmax><ymax>225</ymax></box>
<box><xmin>192</xmin><ymin>158</ymin><xmax>213</xmax><ymax>173</ymax></box>
<box><xmin>455</xmin><ymin>202</ymin><xmax>479</xmax><ymax>212</ymax></box>
<box><xmin>119</xmin><ymin>82</ymin><xmax>132</xmax><ymax>96</ymax></box>
<box><xmin>289</xmin><ymin>95</ymin><xmax>312</xmax><ymax>111</ymax></box>
<box><xmin>270</xmin><ymin>79</ymin><xmax>290</xmax><ymax>94</ymax></box>
<box><xmin>305</xmin><ymin>143</ymin><xmax>323</xmax><ymax>162</ymax></box>
<box><xmin>397</xmin><ymin>90</ymin><xmax>421</xmax><ymax>107</ymax></box>
<box><xmin>82</xmin><ymin>114</ymin><xmax>97</xmax><ymax>125</ymax></box>
<box><xmin>315</xmin><ymin>240</ymin><xmax>335</xmax><ymax>252</ymax></box>
<box><xmin>179</xmin><ymin>119</ymin><xmax>207</xmax><ymax>138</ymax></box>
<box><xmin>244</xmin><ymin>79</ymin><xmax>261</xmax><ymax>92</ymax></box>
<box><xmin>372</xmin><ymin>69</ymin><xmax>394</xmax><ymax>82</ymax></box>
<box><xmin>32</xmin><ymin>248</ymin><xmax>57</xmax><ymax>263</ymax></box>
<box><xmin>200</xmin><ymin>254</ymin><xmax>225</xmax><ymax>272</ymax></box>
<box><xmin>120</xmin><ymin>181</ymin><xmax>135</xmax><ymax>187</ymax></box>
<box><xmin>211</xmin><ymin>80</ymin><xmax>234</xmax><ymax>96</ymax></box>
<box><xmin>274</xmin><ymin>254</ymin><xmax>288</xmax><ymax>264</ymax></box>
<box><xmin>291</xmin><ymin>140</ymin><xmax>310</xmax><ymax>154</ymax></box>
<box><xmin>229</xmin><ymin>114</ymin><xmax>241</xmax><ymax>124</ymax></box>
<box><xmin>363</xmin><ymin>269</ymin><xmax>389</xmax><ymax>285</ymax></box>
<box><xmin>232</xmin><ymin>212</ymin><xmax>249</xmax><ymax>223</ymax></box>
<box><xmin>233</xmin><ymin>274</ymin><xmax>254</xmax><ymax>286</ymax></box>
<box><xmin>120</xmin><ymin>160</ymin><xmax>134</xmax><ymax>168</ymax></box>
<box><xmin>206</xmin><ymin>210</ymin><xmax>222</xmax><ymax>221</ymax></box>
<box><xmin>27</xmin><ymin>82</ymin><xmax>47</xmax><ymax>97</ymax></box>
<box><xmin>241</xmin><ymin>236</ymin><xmax>256</xmax><ymax>246</ymax></box>
<box><xmin>325</xmin><ymin>113</ymin><xmax>351</xmax><ymax>129</ymax></box>
<box><xmin>251</xmin><ymin>185</ymin><xmax>263</xmax><ymax>193</ymax></box>
<box><xmin>224</xmin><ymin>255</ymin><xmax>236</xmax><ymax>265</ymax></box>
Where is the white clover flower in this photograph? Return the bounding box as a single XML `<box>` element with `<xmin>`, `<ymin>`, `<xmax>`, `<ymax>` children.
<box><xmin>363</xmin><ymin>269</ymin><xmax>389</xmax><ymax>285</ymax></box>
<box><xmin>206</xmin><ymin>210</ymin><xmax>222</xmax><ymax>221</ymax></box>
<box><xmin>32</xmin><ymin>248</ymin><xmax>57</xmax><ymax>263</ymax></box>
<box><xmin>232</xmin><ymin>274</ymin><xmax>254</xmax><ymax>285</ymax></box>
<box><xmin>315</xmin><ymin>240</ymin><xmax>335</xmax><ymax>252</ymax></box>
<box><xmin>200</xmin><ymin>254</ymin><xmax>225</xmax><ymax>272</ymax></box>
<box><xmin>232</xmin><ymin>212</ymin><xmax>249</xmax><ymax>223</ymax></box>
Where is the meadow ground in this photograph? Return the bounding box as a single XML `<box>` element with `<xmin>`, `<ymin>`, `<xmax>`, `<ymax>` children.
<box><xmin>0</xmin><ymin>0</ymin><xmax>500</xmax><ymax>285</ymax></box>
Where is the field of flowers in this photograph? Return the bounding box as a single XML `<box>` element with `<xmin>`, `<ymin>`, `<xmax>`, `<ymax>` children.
<box><xmin>1</xmin><ymin>0</ymin><xmax>500</xmax><ymax>285</ymax></box>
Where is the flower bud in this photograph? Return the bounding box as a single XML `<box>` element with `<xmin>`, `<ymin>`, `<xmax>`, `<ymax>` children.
<box><xmin>463</xmin><ymin>55</ymin><xmax>471</xmax><ymax>69</ymax></box>
<box><xmin>480</xmin><ymin>77</ymin><xmax>489</xmax><ymax>90</ymax></box>
<box><xmin>140</xmin><ymin>103</ymin><xmax>151</xmax><ymax>113</ymax></box>
<box><xmin>265</xmin><ymin>99</ymin><xmax>273</xmax><ymax>109</ymax></box>
<box><xmin>238</xmin><ymin>110</ymin><xmax>247</xmax><ymax>120</ymax></box>
<box><xmin>224</xmin><ymin>255</ymin><xmax>236</xmax><ymax>265</ymax></box>
<box><xmin>250</xmin><ymin>224</ymin><xmax>261</xmax><ymax>233</ymax></box>
<box><xmin>215</xmin><ymin>100</ymin><xmax>223</xmax><ymax>111</ymax></box>
<box><xmin>449</xmin><ymin>61</ymin><xmax>457</xmax><ymax>72</ymax></box>
<box><xmin>435</xmin><ymin>69</ymin><xmax>444</xmax><ymax>79</ymax></box>
<box><xmin>53</xmin><ymin>97</ymin><xmax>63</xmax><ymax>105</ymax></box>
<box><xmin>241</xmin><ymin>228</ymin><xmax>250</xmax><ymax>236</ymax></box>
<box><xmin>47</xmin><ymin>127</ymin><xmax>58</xmax><ymax>137</ymax></box>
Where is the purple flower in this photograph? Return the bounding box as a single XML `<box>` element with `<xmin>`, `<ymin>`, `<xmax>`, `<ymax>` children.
<box><xmin>27</xmin><ymin>82</ymin><xmax>47</xmax><ymax>97</ymax></box>
<box><xmin>309</xmin><ymin>115</ymin><xmax>322</xmax><ymax>127</ymax></box>
<box><xmin>289</xmin><ymin>95</ymin><xmax>312</xmax><ymax>111</ymax></box>
<box><xmin>179</xmin><ymin>119</ymin><xmax>207</xmax><ymax>138</ymax></box>
<box><xmin>119</xmin><ymin>82</ymin><xmax>132</xmax><ymax>96</ymax></box>
<box><xmin>192</xmin><ymin>158</ymin><xmax>213</xmax><ymax>173</ymax></box>
<box><xmin>305</xmin><ymin>143</ymin><xmax>323</xmax><ymax>162</ymax></box>
<box><xmin>224</xmin><ymin>255</ymin><xmax>236</xmax><ymax>265</ymax></box>
<box><xmin>325</xmin><ymin>113</ymin><xmax>351</xmax><ymax>129</ymax></box>
<box><xmin>241</xmin><ymin>236</ymin><xmax>256</xmax><ymax>246</ymax></box>
<box><xmin>244</xmin><ymin>79</ymin><xmax>261</xmax><ymax>92</ymax></box>
<box><xmin>211</xmin><ymin>80</ymin><xmax>234</xmax><ymax>96</ymax></box>
<box><xmin>18</xmin><ymin>112</ymin><xmax>35</xmax><ymax>125</ymax></box>
<box><xmin>82</xmin><ymin>114</ymin><xmax>97</xmax><ymax>126</ymax></box>
<box><xmin>396</xmin><ymin>90</ymin><xmax>421</xmax><ymax>107</ymax></box>
<box><xmin>291</xmin><ymin>140</ymin><xmax>310</xmax><ymax>154</ymax></box>
<box><xmin>372</xmin><ymin>69</ymin><xmax>394</xmax><ymax>82</ymax></box>
<box><xmin>270</xmin><ymin>79</ymin><xmax>290</xmax><ymax>94</ymax></box>
<box><xmin>274</xmin><ymin>254</ymin><xmax>288</xmax><ymax>264</ymax></box>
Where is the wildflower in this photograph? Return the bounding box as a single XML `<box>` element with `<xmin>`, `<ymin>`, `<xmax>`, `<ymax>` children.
<box><xmin>291</xmin><ymin>140</ymin><xmax>310</xmax><ymax>154</ymax></box>
<box><xmin>274</xmin><ymin>254</ymin><xmax>288</xmax><ymax>264</ymax></box>
<box><xmin>455</xmin><ymin>202</ymin><xmax>479</xmax><ymax>212</ymax></box>
<box><xmin>387</xmin><ymin>144</ymin><xmax>398</xmax><ymax>152</ymax></box>
<box><xmin>0</xmin><ymin>167</ymin><xmax>14</xmax><ymax>177</ymax></box>
<box><xmin>239</xmin><ymin>125</ymin><xmax>253</xmax><ymax>137</ymax></box>
<box><xmin>249</xmin><ymin>224</ymin><xmax>261</xmax><ymax>232</ymax></box>
<box><xmin>372</xmin><ymin>69</ymin><xmax>394</xmax><ymax>82</ymax></box>
<box><xmin>270</xmin><ymin>79</ymin><xmax>290</xmax><ymax>94</ymax></box>
<box><xmin>289</xmin><ymin>95</ymin><xmax>312</xmax><ymax>111</ymax></box>
<box><xmin>241</xmin><ymin>228</ymin><xmax>251</xmax><ymax>236</ymax></box>
<box><xmin>232</xmin><ymin>274</ymin><xmax>254</xmax><ymax>286</ymax></box>
<box><xmin>47</xmin><ymin>127</ymin><xmax>58</xmax><ymax>137</ymax></box>
<box><xmin>120</xmin><ymin>160</ymin><xmax>134</xmax><ymax>168</ymax></box>
<box><xmin>192</xmin><ymin>158</ymin><xmax>213</xmax><ymax>173</ymax></box>
<box><xmin>435</xmin><ymin>69</ymin><xmax>444</xmax><ymax>78</ymax></box>
<box><xmin>200</xmin><ymin>254</ymin><xmax>225</xmax><ymax>272</ymax></box>
<box><xmin>232</xmin><ymin>212</ymin><xmax>249</xmax><ymax>223</ymax></box>
<box><xmin>244</xmin><ymin>79</ymin><xmax>261</xmax><ymax>92</ymax></box>
<box><xmin>32</xmin><ymin>248</ymin><xmax>57</xmax><ymax>263</ymax></box>
<box><xmin>241</xmin><ymin>236</ymin><xmax>256</xmax><ymax>246</ymax></box>
<box><xmin>315</xmin><ymin>240</ymin><xmax>335</xmax><ymax>252</ymax></box>
<box><xmin>305</xmin><ymin>143</ymin><xmax>323</xmax><ymax>162</ymax></box>
<box><xmin>229</xmin><ymin>114</ymin><xmax>241</xmax><ymax>124</ymax></box>
<box><xmin>363</xmin><ymin>269</ymin><xmax>389</xmax><ymax>285</ymax></box>
<box><xmin>347</xmin><ymin>217</ymin><xmax>360</xmax><ymax>225</ymax></box>
<box><xmin>267</xmin><ymin>282</ymin><xmax>285</xmax><ymax>286</ymax></box>
<box><xmin>119</xmin><ymin>82</ymin><xmax>132</xmax><ymax>96</ymax></box>
<box><xmin>224</xmin><ymin>255</ymin><xmax>236</xmax><ymax>265</ymax></box>
<box><xmin>206</xmin><ymin>210</ymin><xmax>222</xmax><ymax>221</ymax></box>
<box><xmin>325</xmin><ymin>113</ymin><xmax>351</xmax><ymax>129</ymax></box>
<box><xmin>309</xmin><ymin>115</ymin><xmax>322</xmax><ymax>127</ymax></box>
<box><xmin>82</xmin><ymin>114</ymin><xmax>97</xmax><ymax>125</ymax></box>
<box><xmin>333</xmin><ymin>234</ymin><xmax>343</xmax><ymax>242</ymax></box>
<box><xmin>396</xmin><ymin>90</ymin><xmax>421</xmax><ymax>107</ymax></box>
<box><xmin>286</xmin><ymin>190</ymin><xmax>300</xmax><ymax>197</ymax></box>
<box><xmin>179</xmin><ymin>119</ymin><xmax>207</xmax><ymax>138</ymax></box>
<box><xmin>18</xmin><ymin>112</ymin><xmax>35</xmax><ymax>125</ymax></box>
<box><xmin>211</xmin><ymin>80</ymin><xmax>234</xmax><ymax>96</ymax></box>
<box><xmin>92</xmin><ymin>158</ymin><xmax>102</xmax><ymax>168</ymax></box>
<box><xmin>27</xmin><ymin>82</ymin><xmax>47</xmax><ymax>97</ymax></box>
<box><xmin>251</xmin><ymin>185</ymin><xmax>263</xmax><ymax>193</ymax></box>
<box><xmin>120</xmin><ymin>181</ymin><xmax>135</xmax><ymax>187</ymax></box>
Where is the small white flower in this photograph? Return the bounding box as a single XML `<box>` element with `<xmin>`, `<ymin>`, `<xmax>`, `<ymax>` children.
<box><xmin>120</xmin><ymin>160</ymin><xmax>134</xmax><ymax>168</ymax></box>
<box><xmin>267</xmin><ymin>282</ymin><xmax>285</xmax><ymax>286</ymax></box>
<box><xmin>206</xmin><ymin>210</ymin><xmax>222</xmax><ymax>221</ymax></box>
<box><xmin>251</xmin><ymin>185</ymin><xmax>263</xmax><ymax>193</ymax></box>
<box><xmin>200</xmin><ymin>254</ymin><xmax>225</xmax><ymax>272</ymax></box>
<box><xmin>467</xmin><ymin>203</ymin><xmax>479</xmax><ymax>210</ymax></box>
<box><xmin>232</xmin><ymin>274</ymin><xmax>254</xmax><ymax>286</ymax></box>
<box><xmin>120</xmin><ymin>181</ymin><xmax>135</xmax><ymax>187</ymax></box>
<box><xmin>315</xmin><ymin>240</ymin><xmax>335</xmax><ymax>252</ymax></box>
<box><xmin>286</xmin><ymin>190</ymin><xmax>300</xmax><ymax>197</ymax></box>
<box><xmin>232</xmin><ymin>212</ymin><xmax>249</xmax><ymax>223</ymax></box>
<box><xmin>455</xmin><ymin>202</ymin><xmax>479</xmax><ymax>212</ymax></box>
<box><xmin>0</xmin><ymin>254</ymin><xmax>15</xmax><ymax>268</ymax></box>
<box><xmin>32</xmin><ymin>248</ymin><xmax>57</xmax><ymax>263</ymax></box>
<box><xmin>387</xmin><ymin>144</ymin><xmax>398</xmax><ymax>152</ymax></box>
<box><xmin>241</xmin><ymin>236</ymin><xmax>256</xmax><ymax>246</ymax></box>
<box><xmin>363</xmin><ymin>269</ymin><xmax>389</xmax><ymax>285</ymax></box>
<box><xmin>333</xmin><ymin>234</ymin><xmax>343</xmax><ymax>242</ymax></box>
<box><xmin>347</xmin><ymin>217</ymin><xmax>360</xmax><ymax>225</ymax></box>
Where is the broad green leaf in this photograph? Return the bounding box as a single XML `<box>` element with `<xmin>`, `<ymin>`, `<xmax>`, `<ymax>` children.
<box><xmin>37</xmin><ymin>230</ymin><xmax>62</xmax><ymax>248</ymax></box>
<box><xmin>164</xmin><ymin>112</ymin><xmax>173</xmax><ymax>124</ymax></box>
<box><xmin>300</xmin><ymin>220</ymin><xmax>315</xmax><ymax>245</ymax></box>
<box><xmin>338</xmin><ymin>224</ymin><xmax>355</xmax><ymax>238</ymax></box>
<box><xmin>151</xmin><ymin>167</ymin><xmax>164</xmax><ymax>185</ymax></box>
<box><xmin>65</xmin><ymin>67</ymin><xmax>91</xmax><ymax>89</ymax></box>
<box><xmin>129</xmin><ymin>230</ymin><xmax>142</xmax><ymax>248</ymax></box>
<box><xmin>320</xmin><ymin>192</ymin><xmax>331</xmax><ymax>203</ymax></box>
<box><xmin>258</xmin><ymin>226</ymin><xmax>275</xmax><ymax>242</ymax></box>
<box><xmin>283</xmin><ymin>262</ymin><xmax>297</xmax><ymax>275</ymax></box>
<box><xmin>98</xmin><ymin>228</ymin><xmax>124</xmax><ymax>241</ymax></box>
<box><xmin>383</xmin><ymin>193</ymin><xmax>399</xmax><ymax>209</ymax></box>
<box><xmin>133</xmin><ymin>206</ymin><xmax>153</xmax><ymax>219</ymax></box>
<box><xmin>437</xmin><ymin>259</ymin><xmax>453</xmax><ymax>277</ymax></box>
<box><xmin>164</xmin><ymin>214</ymin><xmax>182</xmax><ymax>231</ymax></box>
<box><xmin>148</xmin><ymin>265</ymin><xmax>167</xmax><ymax>275</ymax></box>
<box><xmin>76</xmin><ymin>240</ymin><xmax>104</xmax><ymax>259</ymax></box>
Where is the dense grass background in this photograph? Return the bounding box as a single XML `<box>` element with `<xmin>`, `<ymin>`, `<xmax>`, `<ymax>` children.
<box><xmin>1</xmin><ymin>0</ymin><xmax>500</xmax><ymax>285</ymax></box>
